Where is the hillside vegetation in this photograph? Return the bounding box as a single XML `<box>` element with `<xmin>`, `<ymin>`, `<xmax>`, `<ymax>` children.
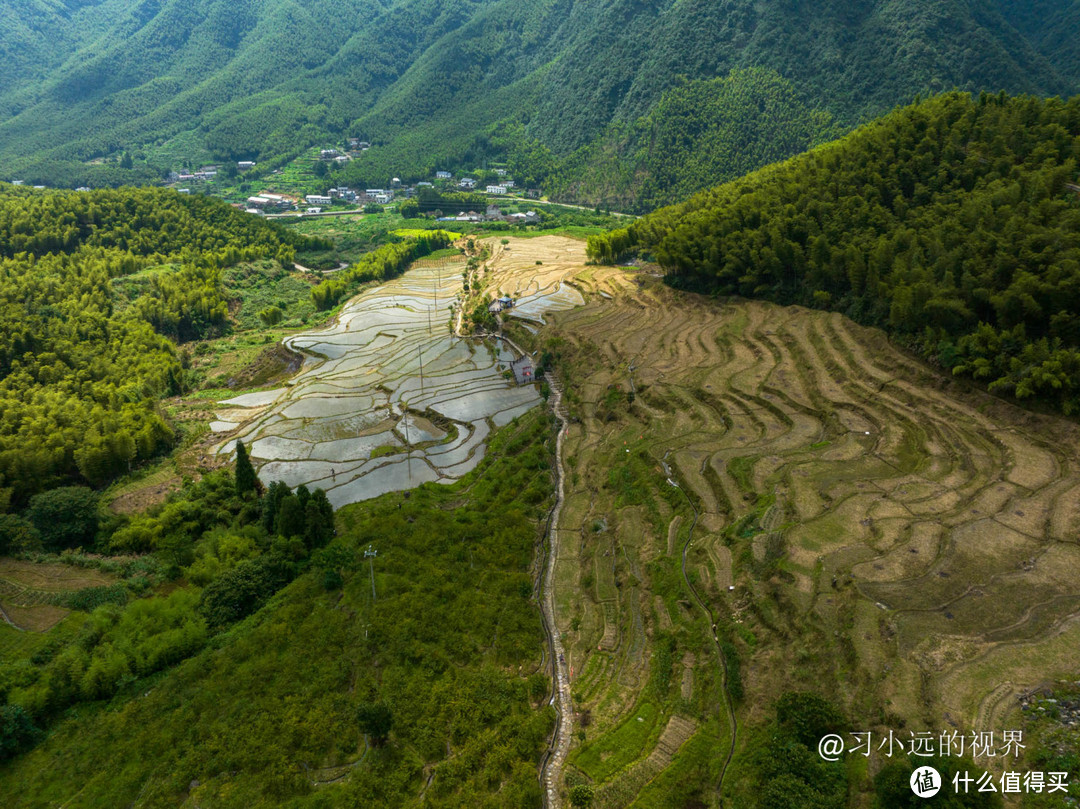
<box><xmin>0</xmin><ymin>185</ymin><xmax>320</xmax><ymax>504</ymax></box>
<box><xmin>546</xmin><ymin>68</ymin><xmax>841</xmax><ymax>211</ymax></box>
<box><xmin>589</xmin><ymin>92</ymin><xmax>1080</xmax><ymax>415</ymax></box>
<box><xmin>3</xmin><ymin>0</ymin><xmax>1080</xmax><ymax>209</ymax></box>
<box><xmin>0</xmin><ymin>411</ymin><xmax>556</xmax><ymax>808</ymax></box>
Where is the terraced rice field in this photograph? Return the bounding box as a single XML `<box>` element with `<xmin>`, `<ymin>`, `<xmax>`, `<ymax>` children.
<box><xmin>213</xmin><ymin>236</ymin><xmax>584</xmax><ymax>507</ymax></box>
<box><xmin>531</xmin><ymin>244</ymin><xmax>1080</xmax><ymax>804</ymax></box>
<box><xmin>0</xmin><ymin>560</ymin><xmax>115</xmax><ymax>632</ymax></box>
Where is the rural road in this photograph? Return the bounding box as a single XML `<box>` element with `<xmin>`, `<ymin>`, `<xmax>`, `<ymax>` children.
<box><xmin>265</xmin><ymin>209</ymin><xmax>368</xmax><ymax>220</ymax></box>
<box><xmin>540</xmin><ymin>372</ymin><xmax>572</xmax><ymax>809</ymax></box>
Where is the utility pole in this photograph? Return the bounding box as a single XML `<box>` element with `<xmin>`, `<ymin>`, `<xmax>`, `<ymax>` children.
<box><xmin>364</xmin><ymin>544</ymin><xmax>377</xmax><ymax>602</ymax></box>
<box><xmin>402</xmin><ymin>401</ymin><xmax>412</xmax><ymax>482</ymax></box>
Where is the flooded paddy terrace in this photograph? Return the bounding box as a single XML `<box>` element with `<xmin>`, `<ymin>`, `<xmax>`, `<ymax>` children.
<box><xmin>215</xmin><ymin>237</ymin><xmax>585</xmax><ymax>507</ymax></box>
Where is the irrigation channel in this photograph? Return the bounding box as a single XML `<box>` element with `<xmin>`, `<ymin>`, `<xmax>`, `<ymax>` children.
<box><xmin>213</xmin><ymin>255</ymin><xmax>583</xmax><ymax>508</ymax></box>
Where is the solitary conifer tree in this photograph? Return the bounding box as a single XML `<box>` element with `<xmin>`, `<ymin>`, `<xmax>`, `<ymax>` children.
<box><xmin>235</xmin><ymin>440</ymin><xmax>257</xmax><ymax>496</ymax></box>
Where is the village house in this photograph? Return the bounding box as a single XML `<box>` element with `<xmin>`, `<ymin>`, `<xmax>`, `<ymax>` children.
<box><xmin>306</xmin><ymin>194</ymin><xmax>332</xmax><ymax>206</ymax></box>
<box><xmin>238</xmin><ymin>161</ymin><xmax>256</xmax><ymax>170</ymax></box>
<box><xmin>247</xmin><ymin>195</ymin><xmax>272</xmax><ymax>208</ymax></box>
<box><xmin>494</xmin><ymin>168</ymin><xmax>507</xmax><ymax>176</ymax></box>
<box><xmin>320</xmin><ymin>149</ymin><xmax>340</xmax><ymax>159</ymax></box>
<box><xmin>459</xmin><ymin>177</ymin><xmax>476</xmax><ymax>189</ymax></box>
<box><xmin>261</xmin><ymin>193</ymin><xmax>293</xmax><ymax>208</ymax></box>
<box><xmin>436</xmin><ymin>170</ymin><xmax>452</xmax><ymax>180</ymax></box>
<box><xmin>510</xmin><ymin>356</ymin><xmax>535</xmax><ymax>385</ymax></box>
<box><xmin>486</xmin><ymin>184</ymin><xmax>507</xmax><ymax>195</ymax></box>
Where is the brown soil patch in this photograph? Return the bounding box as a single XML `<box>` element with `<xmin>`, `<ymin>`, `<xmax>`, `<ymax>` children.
<box><xmin>0</xmin><ymin>558</ymin><xmax>115</xmax><ymax>590</ymax></box>
<box><xmin>1</xmin><ymin>603</ymin><xmax>69</xmax><ymax>632</ymax></box>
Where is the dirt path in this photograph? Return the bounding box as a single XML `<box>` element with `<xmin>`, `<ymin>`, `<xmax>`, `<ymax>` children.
<box><xmin>540</xmin><ymin>372</ymin><xmax>572</xmax><ymax>809</ymax></box>
<box><xmin>292</xmin><ymin>261</ymin><xmax>349</xmax><ymax>274</ymax></box>
<box><xmin>0</xmin><ymin>601</ymin><xmax>24</xmax><ymax>631</ymax></box>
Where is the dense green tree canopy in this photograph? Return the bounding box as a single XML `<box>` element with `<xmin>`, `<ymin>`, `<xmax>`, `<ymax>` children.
<box><xmin>0</xmin><ymin>185</ymin><xmax>316</xmax><ymax>502</ymax></box>
<box><xmin>590</xmin><ymin>92</ymin><xmax>1080</xmax><ymax>415</ymax></box>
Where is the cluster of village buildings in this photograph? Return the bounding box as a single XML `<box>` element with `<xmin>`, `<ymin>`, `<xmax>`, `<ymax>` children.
<box><xmin>244</xmin><ymin>185</ymin><xmax>397</xmax><ymax>214</ymax></box>
<box><xmin>228</xmin><ymin>149</ymin><xmax>540</xmax><ymax>217</ymax></box>
<box><xmin>438</xmin><ymin>205</ymin><xmax>540</xmax><ymax>224</ymax></box>
<box><xmin>5</xmin><ymin>140</ymin><xmax>544</xmax><ymax>214</ymax></box>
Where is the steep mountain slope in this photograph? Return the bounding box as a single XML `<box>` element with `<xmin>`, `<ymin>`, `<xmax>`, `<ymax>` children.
<box><xmin>993</xmin><ymin>0</ymin><xmax>1080</xmax><ymax>85</ymax></box>
<box><xmin>587</xmin><ymin>91</ymin><xmax>1080</xmax><ymax>414</ymax></box>
<box><xmin>2</xmin><ymin>0</ymin><xmax>1079</xmax><ymax>203</ymax></box>
<box><xmin>0</xmin><ymin>0</ymin><xmax>132</xmax><ymax>107</ymax></box>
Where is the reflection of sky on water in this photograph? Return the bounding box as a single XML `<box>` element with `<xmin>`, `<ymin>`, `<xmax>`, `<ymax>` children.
<box><xmin>215</xmin><ymin>261</ymin><xmax>579</xmax><ymax>505</ymax></box>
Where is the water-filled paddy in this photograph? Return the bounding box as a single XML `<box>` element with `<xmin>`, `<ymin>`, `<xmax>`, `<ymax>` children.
<box><xmin>216</xmin><ymin>248</ymin><xmax>581</xmax><ymax>505</ymax></box>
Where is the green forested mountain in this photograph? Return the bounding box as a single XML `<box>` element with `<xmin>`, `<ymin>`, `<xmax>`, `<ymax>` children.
<box><xmin>546</xmin><ymin>68</ymin><xmax>842</xmax><ymax>211</ymax></box>
<box><xmin>3</xmin><ymin>0</ymin><xmax>1080</xmax><ymax>209</ymax></box>
<box><xmin>588</xmin><ymin>92</ymin><xmax>1080</xmax><ymax>415</ymax></box>
<box><xmin>0</xmin><ymin>0</ymin><xmax>132</xmax><ymax>106</ymax></box>
<box><xmin>0</xmin><ymin>184</ymin><xmax>312</xmax><ymax>504</ymax></box>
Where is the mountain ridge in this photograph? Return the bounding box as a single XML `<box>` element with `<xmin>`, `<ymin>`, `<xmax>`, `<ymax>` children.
<box><xmin>2</xmin><ymin>0</ymin><xmax>1079</xmax><ymax>208</ymax></box>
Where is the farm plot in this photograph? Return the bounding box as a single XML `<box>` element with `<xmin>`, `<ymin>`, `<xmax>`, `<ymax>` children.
<box><xmin>539</xmin><ymin>256</ymin><xmax>1080</xmax><ymax>804</ymax></box>
<box><xmin>213</xmin><ymin>239</ymin><xmax>583</xmax><ymax>507</ymax></box>
<box><xmin>0</xmin><ymin>559</ymin><xmax>116</xmax><ymax>632</ymax></box>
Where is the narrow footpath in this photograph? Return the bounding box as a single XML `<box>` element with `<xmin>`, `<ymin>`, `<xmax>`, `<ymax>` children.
<box><xmin>540</xmin><ymin>372</ymin><xmax>572</xmax><ymax>809</ymax></box>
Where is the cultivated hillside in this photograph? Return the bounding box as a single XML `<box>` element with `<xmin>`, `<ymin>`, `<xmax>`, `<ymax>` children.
<box><xmin>588</xmin><ymin>91</ymin><xmax>1080</xmax><ymax>415</ymax></box>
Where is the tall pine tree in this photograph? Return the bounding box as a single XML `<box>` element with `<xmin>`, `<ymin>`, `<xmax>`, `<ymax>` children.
<box><xmin>235</xmin><ymin>440</ymin><xmax>258</xmax><ymax>497</ymax></box>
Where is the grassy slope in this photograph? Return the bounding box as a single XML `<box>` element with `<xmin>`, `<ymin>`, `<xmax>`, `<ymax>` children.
<box><xmin>0</xmin><ymin>410</ymin><xmax>557</xmax><ymax>808</ymax></box>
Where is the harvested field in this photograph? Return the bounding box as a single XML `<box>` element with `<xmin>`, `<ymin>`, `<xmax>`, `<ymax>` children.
<box><xmin>0</xmin><ymin>559</ymin><xmax>114</xmax><ymax>591</ymax></box>
<box><xmin>0</xmin><ymin>558</ymin><xmax>116</xmax><ymax>632</ymax></box>
<box><xmin>529</xmin><ymin>236</ymin><xmax>1080</xmax><ymax>804</ymax></box>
